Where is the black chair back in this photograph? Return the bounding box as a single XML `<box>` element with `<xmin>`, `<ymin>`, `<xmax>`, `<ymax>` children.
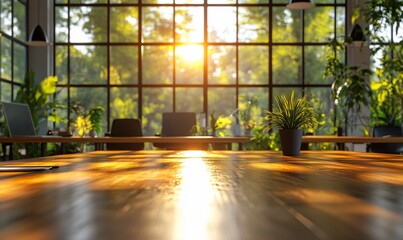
<box><xmin>154</xmin><ymin>112</ymin><xmax>208</xmax><ymax>150</ymax></box>
<box><xmin>107</xmin><ymin>119</ymin><xmax>144</xmax><ymax>150</ymax></box>
<box><xmin>370</xmin><ymin>126</ymin><xmax>403</xmax><ymax>154</ymax></box>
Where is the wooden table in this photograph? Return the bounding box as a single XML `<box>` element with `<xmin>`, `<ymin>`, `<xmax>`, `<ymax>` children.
<box><xmin>0</xmin><ymin>150</ymin><xmax>402</xmax><ymax>239</ymax></box>
<box><xmin>0</xmin><ymin>136</ymin><xmax>250</xmax><ymax>159</ymax></box>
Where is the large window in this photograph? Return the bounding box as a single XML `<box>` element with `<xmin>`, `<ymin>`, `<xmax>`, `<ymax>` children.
<box><xmin>54</xmin><ymin>0</ymin><xmax>346</xmax><ymax>136</ymax></box>
<box><xmin>0</xmin><ymin>0</ymin><xmax>27</xmax><ymax>103</ymax></box>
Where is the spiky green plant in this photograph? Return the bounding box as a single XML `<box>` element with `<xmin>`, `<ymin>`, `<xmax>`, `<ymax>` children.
<box><xmin>262</xmin><ymin>91</ymin><xmax>318</xmax><ymax>132</ymax></box>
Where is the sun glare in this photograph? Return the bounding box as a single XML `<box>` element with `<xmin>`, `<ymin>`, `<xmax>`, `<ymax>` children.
<box><xmin>175</xmin><ymin>157</ymin><xmax>214</xmax><ymax>240</ymax></box>
<box><xmin>175</xmin><ymin>45</ymin><xmax>204</xmax><ymax>63</ymax></box>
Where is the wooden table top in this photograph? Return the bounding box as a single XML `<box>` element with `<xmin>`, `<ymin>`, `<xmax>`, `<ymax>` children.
<box><xmin>0</xmin><ymin>135</ymin><xmax>250</xmax><ymax>144</ymax></box>
<box><xmin>0</xmin><ymin>150</ymin><xmax>402</xmax><ymax>240</ymax></box>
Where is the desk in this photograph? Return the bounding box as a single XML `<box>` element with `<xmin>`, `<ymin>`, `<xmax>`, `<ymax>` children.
<box><xmin>0</xmin><ymin>136</ymin><xmax>250</xmax><ymax>159</ymax></box>
<box><xmin>0</xmin><ymin>150</ymin><xmax>402</xmax><ymax>239</ymax></box>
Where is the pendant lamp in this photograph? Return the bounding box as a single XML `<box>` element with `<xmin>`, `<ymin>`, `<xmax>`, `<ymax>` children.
<box><xmin>349</xmin><ymin>23</ymin><xmax>366</xmax><ymax>42</ymax></box>
<box><xmin>348</xmin><ymin>23</ymin><xmax>366</xmax><ymax>47</ymax></box>
<box><xmin>287</xmin><ymin>0</ymin><xmax>315</xmax><ymax>10</ymax></box>
<box><xmin>27</xmin><ymin>1</ymin><xmax>48</xmax><ymax>46</ymax></box>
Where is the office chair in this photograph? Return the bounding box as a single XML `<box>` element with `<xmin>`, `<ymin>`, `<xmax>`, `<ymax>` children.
<box><xmin>153</xmin><ymin>112</ymin><xmax>208</xmax><ymax>150</ymax></box>
<box><xmin>106</xmin><ymin>119</ymin><xmax>144</xmax><ymax>150</ymax></box>
<box><xmin>369</xmin><ymin>126</ymin><xmax>403</xmax><ymax>154</ymax></box>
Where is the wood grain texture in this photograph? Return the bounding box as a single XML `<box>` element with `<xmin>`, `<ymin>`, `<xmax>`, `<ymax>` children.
<box><xmin>0</xmin><ymin>150</ymin><xmax>403</xmax><ymax>240</ymax></box>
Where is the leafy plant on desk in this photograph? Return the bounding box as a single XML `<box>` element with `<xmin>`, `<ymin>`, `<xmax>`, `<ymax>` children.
<box><xmin>70</xmin><ymin>103</ymin><xmax>104</xmax><ymax>137</ymax></box>
<box><xmin>262</xmin><ymin>91</ymin><xmax>318</xmax><ymax>132</ymax></box>
<box><xmin>261</xmin><ymin>91</ymin><xmax>318</xmax><ymax>156</ymax></box>
<box><xmin>209</xmin><ymin>111</ymin><xmax>231</xmax><ymax>137</ymax></box>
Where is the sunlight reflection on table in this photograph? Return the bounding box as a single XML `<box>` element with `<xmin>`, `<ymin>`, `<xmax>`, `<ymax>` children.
<box><xmin>175</xmin><ymin>151</ymin><xmax>214</xmax><ymax>240</ymax></box>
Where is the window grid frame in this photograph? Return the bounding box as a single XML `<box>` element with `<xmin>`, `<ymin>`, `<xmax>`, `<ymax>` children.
<box><xmin>53</xmin><ymin>0</ymin><xmax>346</xmax><ymax>132</ymax></box>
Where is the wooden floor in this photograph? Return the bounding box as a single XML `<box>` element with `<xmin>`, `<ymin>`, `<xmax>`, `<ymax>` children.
<box><xmin>0</xmin><ymin>150</ymin><xmax>403</xmax><ymax>240</ymax></box>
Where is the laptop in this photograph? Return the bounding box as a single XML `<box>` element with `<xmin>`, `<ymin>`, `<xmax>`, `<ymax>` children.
<box><xmin>0</xmin><ymin>102</ymin><xmax>59</xmax><ymax>172</ymax></box>
<box><xmin>2</xmin><ymin>101</ymin><xmax>60</xmax><ymax>138</ymax></box>
<box><xmin>2</xmin><ymin>102</ymin><xmax>37</xmax><ymax>137</ymax></box>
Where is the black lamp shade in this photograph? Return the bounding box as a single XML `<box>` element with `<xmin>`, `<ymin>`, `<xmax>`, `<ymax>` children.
<box><xmin>349</xmin><ymin>23</ymin><xmax>366</xmax><ymax>42</ymax></box>
<box><xmin>287</xmin><ymin>0</ymin><xmax>315</xmax><ymax>10</ymax></box>
<box><xmin>27</xmin><ymin>25</ymin><xmax>48</xmax><ymax>46</ymax></box>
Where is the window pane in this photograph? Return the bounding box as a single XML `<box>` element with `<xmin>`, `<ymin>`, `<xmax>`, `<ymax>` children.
<box><xmin>70</xmin><ymin>7</ymin><xmax>107</xmax><ymax>43</ymax></box>
<box><xmin>70</xmin><ymin>46</ymin><xmax>107</xmax><ymax>84</ymax></box>
<box><xmin>208</xmin><ymin>0</ymin><xmax>235</xmax><ymax>3</ymax></box>
<box><xmin>110</xmin><ymin>7</ymin><xmax>138</xmax><ymax>43</ymax></box>
<box><xmin>239</xmin><ymin>7</ymin><xmax>269</xmax><ymax>43</ymax></box>
<box><xmin>55</xmin><ymin>46</ymin><xmax>68</xmax><ymax>84</ymax></box>
<box><xmin>175</xmin><ymin>7</ymin><xmax>204</xmax><ymax>43</ymax></box>
<box><xmin>176</xmin><ymin>87</ymin><xmax>203</xmax><ymax>112</ymax></box>
<box><xmin>13</xmin><ymin>85</ymin><xmax>20</xmax><ymax>102</ymax></box>
<box><xmin>273</xmin><ymin>87</ymin><xmax>302</xmax><ymax>100</ymax></box>
<box><xmin>239</xmin><ymin>46</ymin><xmax>269</xmax><ymax>85</ymax></box>
<box><xmin>208</xmin><ymin>46</ymin><xmax>236</xmax><ymax>85</ymax></box>
<box><xmin>238</xmin><ymin>0</ymin><xmax>269</xmax><ymax>3</ymax></box>
<box><xmin>13</xmin><ymin>0</ymin><xmax>26</xmax><ymax>41</ymax></box>
<box><xmin>0</xmin><ymin>0</ymin><xmax>12</xmax><ymax>36</ymax></box>
<box><xmin>110</xmin><ymin>0</ymin><xmax>138</xmax><ymax>3</ymax></box>
<box><xmin>336</xmin><ymin>7</ymin><xmax>345</xmax><ymax>39</ymax></box>
<box><xmin>272</xmin><ymin>46</ymin><xmax>302</xmax><ymax>84</ymax></box>
<box><xmin>142</xmin><ymin>87</ymin><xmax>173</xmax><ymax>136</ymax></box>
<box><xmin>70</xmin><ymin>0</ymin><xmax>107</xmax><ymax>3</ymax></box>
<box><xmin>55</xmin><ymin>87</ymin><xmax>68</xmax><ymax>129</ymax></box>
<box><xmin>142</xmin><ymin>46</ymin><xmax>173</xmax><ymax>84</ymax></box>
<box><xmin>208</xmin><ymin>87</ymin><xmax>236</xmax><ymax>116</ymax></box>
<box><xmin>55</xmin><ymin>7</ymin><xmax>68</xmax><ymax>43</ymax></box>
<box><xmin>142</xmin><ymin>7</ymin><xmax>173</xmax><ymax>43</ymax></box>
<box><xmin>305</xmin><ymin>7</ymin><xmax>335</xmax><ymax>42</ymax></box>
<box><xmin>1</xmin><ymin>82</ymin><xmax>11</xmax><ymax>101</ymax></box>
<box><xmin>273</xmin><ymin>7</ymin><xmax>302</xmax><ymax>43</ymax></box>
<box><xmin>176</xmin><ymin>45</ymin><xmax>203</xmax><ymax>84</ymax></box>
<box><xmin>110</xmin><ymin>46</ymin><xmax>138</xmax><ymax>84</ymax></box>
<box><xmin>239</xmin><ymin>87</ymin><xmax>268</xmax><ymax>127</ymax></box>
<box><xmin>305</xmin><ymin>46</ymin><xmax>330</xmax><ymax>84</ymax></box>
<box><xmin>142</xmin><ymin>0</ymin><xmax>173</xmax><ymax>3</ymax></box>
<box><xmin>175</xmin><ymin>0</ymin><xmax>203</xmax><ymax>3</ymax></box>
<box><xmin>110</xmin><ymin>87</ymin><xmax>138</xmax><ymax>120</ymax></box>
<box><xmin>13</xmin><ymin>43</ymin><xmax>26</xmax><ymax>84</ymax></box>
<box><xmin>70</xmin><ymin>87</ymin><xmax>107</xmax><ymax>133</ymax></box>
<box><xmin>305</xmin><ymin>87</ymin><xmax>333</xmax><ymax>136</ymax></box>
<box><xmin>1</xmin><ymin>38</ymin><xmax>12</xmax><ymax>80</ymax></box>
<box><xmin>397</xmin><ymin>23</ymin><xmax>403</xmax><ymax>41</ymax></box>
<box><xmin>208</xmin><ymin>7</ymin><xmax>236</xmax><ymax>42</ymax></box>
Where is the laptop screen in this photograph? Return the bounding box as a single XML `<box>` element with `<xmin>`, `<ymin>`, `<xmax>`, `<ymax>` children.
<box><xmin>2</xmin><ymin>102</ymin><xmax>37</xmax><ymax>137</ymax></box>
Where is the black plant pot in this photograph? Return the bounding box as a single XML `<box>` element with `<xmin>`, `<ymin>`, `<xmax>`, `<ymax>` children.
<box><xmin>279</xmin><ymin>129</ymin><xmax>303</xmax><ymax>156</ymax></box>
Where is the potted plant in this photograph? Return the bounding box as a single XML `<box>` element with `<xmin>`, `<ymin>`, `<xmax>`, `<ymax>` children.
<box><xmin>70</xmin><ymin>103</ymin><xmax>104</xmax><ymax>137</ymax></box>
<box><xmin>262</xmin><ymin>91</ymin><xmax>318</xmax><ymax>156</ymax></box>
